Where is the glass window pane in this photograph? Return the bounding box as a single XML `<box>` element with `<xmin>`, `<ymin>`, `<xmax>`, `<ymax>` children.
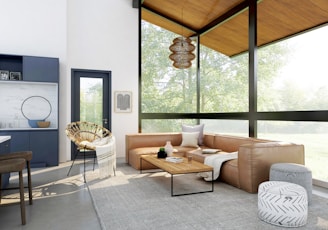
<box><xmin>258</xmin><ymin>25</ymin><xmax>328</xmax><ymax>111</ymax></box>
<box><xmin>141</xmin><ymin>119</ymin><xmax>196</xmax><ymax>133</ymax></box>
<box><xmin>80</xmin><ymin>77</ymin><xmax>103</xmax><ymax>125</ymax></box>
<box><xmin>199</xmin><ymin>45</ymin><xmax>249</xmax><ymax>112</ymax></box>
<box><xmin>258</xmin><ymin>121</ymin><xmax>328</xmax><ymax>182</ymax></box>
<box><xmin>201</xmin><ymin>119</ymin><xmax>248</xmax><ymax>137</ymax></box>
<box><xmin>141</xmin><ymin>21</ymin><xmax>197</xmax><ymax>113</ymax></box>
<box><xmin>141</xmin><ymin>119</ymin><xmax>248</xmax><ymax>138</ymax></box>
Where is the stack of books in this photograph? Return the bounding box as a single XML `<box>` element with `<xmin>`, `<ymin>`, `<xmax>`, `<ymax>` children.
<box><xmin>202</xmin><ymin>149</ymin><xmax>221</xmax><ymax>154</ymax></box>
<box><xmin>165</xmin><ymin>157</ymin><xmax>183</xmax><ymax>163</ymax></box>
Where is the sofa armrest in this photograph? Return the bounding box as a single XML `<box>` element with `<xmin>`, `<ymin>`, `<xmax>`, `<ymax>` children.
<box><xmin>125</xmin><ymin>133</ymin><xmax>182</xmax><ymax>163</ymax></box>
<box><xmin>238</xmin><ymin>142</ymin><xmax>305</xmax><ymax>193</ymax></box>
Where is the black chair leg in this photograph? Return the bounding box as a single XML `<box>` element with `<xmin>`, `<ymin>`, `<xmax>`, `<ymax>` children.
<box><xmin>83</xmin><ymin>148</ymin><xmax>86</xmax><ymax>183</ymax></box>
<box><xmin>93</xmin><ymin>153</ymin><xmax>97</xmax><ymax>171</ymax></box>
<box><xmin>67</xmin><ymin>148</ymin><xmax>80</xmax><ymax>176</ymax></box>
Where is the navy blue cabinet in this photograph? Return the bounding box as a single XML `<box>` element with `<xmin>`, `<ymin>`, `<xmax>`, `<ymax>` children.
<box><xmin>0</xmin><ymin>139</ymin><xmax>11</xmax><ymax>188</ymax></box>
<box><xmin>30</xmin><ymin>130</ymin><xmax>58</xmax><ymax>167</ymax></box>
<box><xmin>0</xmin><ymin>54</ymin><xmax>59</xmax><ymax>167</ymax></box>
<box><xmin>0</xmin><ymin>54</ymin><xmax>59</xmax><ymax>82</ymax></box>
<box><xmin>23</xmin><ymin>56</ymin><xmax>59</xmax><ymax>82</ymax></box>
<box><xmin>3</xmin><ymin>131</ymin><xmax>29</xmax><ymax>152</ymax></box>
<box><xmin>1</xmin><ymin>131</ymin><xmax>58</xmax><ymax>167</ymax></box>
<box><xmin>0</xmin><ymin>55</ymin><xmax>23</xmax><ymax>76</ymax></box>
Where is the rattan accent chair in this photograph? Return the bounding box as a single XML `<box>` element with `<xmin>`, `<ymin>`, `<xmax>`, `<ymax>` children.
<box><xmin>65</xmin><ymin>121</ymin><xmax>112</xmax><ymax>182</ymax></box>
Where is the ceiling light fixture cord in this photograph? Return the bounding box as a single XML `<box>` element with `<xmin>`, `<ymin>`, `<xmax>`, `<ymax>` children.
<box><xmin>169</xmin><ymin>0</ymin><xmax>195</xmax><ymax>69</ymax></box>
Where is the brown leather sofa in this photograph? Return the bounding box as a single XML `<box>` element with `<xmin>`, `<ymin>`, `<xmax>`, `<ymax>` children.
<box><xmin>125</xmin><ymin>133</ymin><xmax>305</xmax><ymax>193</ymax></box>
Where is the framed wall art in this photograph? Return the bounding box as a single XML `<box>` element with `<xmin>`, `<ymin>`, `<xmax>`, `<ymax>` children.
<box><xmin>114</xmin><ymin>91</ymin><xmax>132</xmax><ymax>113</ymax></box>
<box><xmin>10</xmin><ymin>72</ymin><xmax>22</xmax><ymax>80</ymax></box>
<box><xmin>0</xmin><ymin>70</ymin><xmax>9</xmax><ymax>80</ymax></box>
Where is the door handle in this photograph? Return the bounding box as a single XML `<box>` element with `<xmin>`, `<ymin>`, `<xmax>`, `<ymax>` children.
<box><xmin>103</xmin><ymin>118</ymin><xmax>108</xmax><ymax>124</ymax></box>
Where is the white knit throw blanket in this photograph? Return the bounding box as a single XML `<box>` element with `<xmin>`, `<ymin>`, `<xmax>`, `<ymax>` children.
<box><xmin>95</xmin><ymin>136</ymin><xmax>116</xmax><ymax>179</ymax></box>
<box><xmin>198</xmin><ymin>152</ymin><xmax>238</xmax><ymax>181</ymax></box>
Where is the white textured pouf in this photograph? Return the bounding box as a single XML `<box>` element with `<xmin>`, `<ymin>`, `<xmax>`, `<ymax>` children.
<box><xmin>258</xmin><ymin>181</ymin><xmax>308</xmax><ymax>227</ymax></box>
<box><xmin>270</xmin><ymin>163</ymin><xmax>312</xmax><ymax>204</ymax></box>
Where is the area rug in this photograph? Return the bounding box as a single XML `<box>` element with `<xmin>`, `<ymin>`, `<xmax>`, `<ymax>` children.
<box><xmin>86</xmin><ymin>161</ymin><xmax>328</xmax><ymax>230</ymax></box>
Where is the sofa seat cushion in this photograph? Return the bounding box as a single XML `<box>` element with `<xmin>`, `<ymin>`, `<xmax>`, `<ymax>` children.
<box><xmin>173</xmin><ymin>146</ymin><xmax>199</xmax><ymax>153</ymax></box>
<box><xmin>187</xmin><ymin>147</ymin><xmax>226</xmax><ymax>163</ymax></box>
<box><xmin>128</xmin><ymin>147</ymin><xmax>159</xmax><ymax>170</ymax></box>
<box><xmin>219</xmin><ymin>159</ymin><xmax>240</xmax><ymax>188</ymax></box>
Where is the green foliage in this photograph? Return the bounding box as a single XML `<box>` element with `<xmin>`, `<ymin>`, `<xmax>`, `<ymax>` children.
<box><xmin>199</xmin><ymin>46</ymin><xmax>249</xmax><ymax>112</ymax></box>
<box><xmin>142</xmin><ymin>20</ymin><xmax>328</xmax><ymax>133</ymax></box>
<box><xmin>141</xmin><ymin>21</ymin><xmax>197</xmax><ymax>114</ymax></box>
<box><xmin>80</xmin><ymin>82</ymin><xmax>103</xmax><ymax>125</ymax></box>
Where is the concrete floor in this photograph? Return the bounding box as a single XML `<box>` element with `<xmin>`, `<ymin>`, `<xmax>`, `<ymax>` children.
<box><xmin>0</xmin><ymin>159</ymin><xmax>102</xmax><ymax>230</ymax></box>
<box><xmin>1</xmin><ymin>158</ymin><xmax>328</xmax><ymax>230</ymax></box>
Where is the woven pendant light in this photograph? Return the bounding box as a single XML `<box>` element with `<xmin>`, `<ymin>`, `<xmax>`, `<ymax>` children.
<box><xmin>169</xmin><ymin>36</ymin><xmax>195</xmax><ymax>69</ymax></box>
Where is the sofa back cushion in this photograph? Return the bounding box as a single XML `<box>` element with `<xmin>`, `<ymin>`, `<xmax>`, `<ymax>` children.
<box><xmin>203</xmin><ymin>134</ymin><xmax>215</xmax><ymax>148</ymax></box>
<box><xmin>213</xmin><ymin>134</ymin><xmax>268</xmax><ymax>152</ymax></box>
<box><xmin>126</xmin><ymin>133</ymin><xmax>182</xmax><ymax>150</ymax></box>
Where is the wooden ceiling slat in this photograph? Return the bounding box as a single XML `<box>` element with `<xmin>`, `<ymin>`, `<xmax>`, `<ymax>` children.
<box><xmin>142</xmin><ymin>8</ymin><xmax>194</xmax><ymax>37</ymax></box>
<box><xmin>142</xmin><ymin>0</ymin><xmax>328</xmax><ymax>57</ymax></box>
<box><xmin>142</xmin><ymin>0</ymin><xmax>244</xmax><ymax>31</ymax></box>
<box><xmin>202</xmin><ymin>11</ymin><xmax>249</xmax><ymax>57</ymax></box>
<box><xmin>257</xmin><ymin>0</ymin><xmax>328</xmax><ymax>48</ymax></box>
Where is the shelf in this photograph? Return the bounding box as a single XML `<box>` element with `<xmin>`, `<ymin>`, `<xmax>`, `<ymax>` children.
<box><xmin>0</xmin><ymin>53</ymin><xmax>59</xmax><ymax>167</ymax></box>
<box><xmin>0</xmin><ymin>80</ymin><xmax>58</xmax><ymax>129</ymax></box>
<box><xmin>0</xmin><ymin>55</ymin><xmax>23</xmax><ymax>80</ymax></box>
<box><xmin>0</xmin><ymin>128</ymin><xmax>58</xmax><ymax>131</ymax></box>
<box><xmin>0</xmin><ymin>80</ymin><xmax>57</xmax><ymax>86</ymax></box>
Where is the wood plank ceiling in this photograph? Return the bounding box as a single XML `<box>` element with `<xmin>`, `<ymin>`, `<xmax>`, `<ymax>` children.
<box><xmin>141</xmin><ymin>0</ymin><xmax>328</xmax><ymax>57</ymax></box>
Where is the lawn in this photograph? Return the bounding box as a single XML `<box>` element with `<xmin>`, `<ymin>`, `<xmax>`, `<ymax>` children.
<box><xmin>259</xmin><ymin>133</ymin><xmax>328</xmax><ymax>182</ymax></box>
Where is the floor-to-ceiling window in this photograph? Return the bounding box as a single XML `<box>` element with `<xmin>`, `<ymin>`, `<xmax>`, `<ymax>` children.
<box><xmin>257</xmin><ymin>26</ymin><xmax>328</xmax><ymax>182</ymax></box>
<box><xmin>141</xmin><ymin>21</ymin><xmax>198</xmax><ymax>131</ymax></box>
<box><xmin>141</xmin><ymin>20</ymin><xmax>249</xmax><ymax>135</ymax></box>
<box><xmin>140</xmin><ymin>16</ymin><xmax>328</xmax><ymax>185</ymax></box>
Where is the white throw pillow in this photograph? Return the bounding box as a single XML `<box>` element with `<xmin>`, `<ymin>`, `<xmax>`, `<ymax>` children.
<box><xmin>180</xmin><ymin>132</ymin><xmax>199</xmax><ymax>147</ymax></box>
<box><xmin>182</xmin><ymin>124</ymin><xmax>204</xmax><ymax>145</ymax></box>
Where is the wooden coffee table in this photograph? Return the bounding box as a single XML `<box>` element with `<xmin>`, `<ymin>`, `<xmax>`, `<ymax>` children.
<box><xmin>140</xmin><ymin>155</ymin><xmax>214</xmax><ymax>196</ymax></box>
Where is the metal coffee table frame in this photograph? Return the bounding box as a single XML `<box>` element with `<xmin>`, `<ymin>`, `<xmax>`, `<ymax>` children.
<box><xmin>140</xmin><ymin>155</ymin><xmax>214</xmax><ymax>197</ymax></box>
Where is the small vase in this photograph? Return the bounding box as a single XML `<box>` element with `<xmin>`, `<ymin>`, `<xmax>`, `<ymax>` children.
<box><xmin>164</xmin><ymin>141</ymin><xmax>174</xmax><ymax>157</ymax></box>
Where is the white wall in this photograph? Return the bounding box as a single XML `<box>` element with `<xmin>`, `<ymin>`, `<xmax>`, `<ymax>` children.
<box><xmin>66</xmin><ymin>0</ymin><xmax>139</xmax><ymax>160</ymax></box>
<box><xmin>0</xmin><ymin>0</ymin><xmax>139</xmax><ymax>161</ymax></box>
<box><xmin>0</xmin><ymin>0</ymin><xmax>67</xmax><ymax>58</ymax></box>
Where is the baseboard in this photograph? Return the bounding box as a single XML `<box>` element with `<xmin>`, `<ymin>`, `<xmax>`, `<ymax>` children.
<box><xmin>313</xmin><ymin>178</ymin><xmax>328</xmax><ymax>188</ymax></box>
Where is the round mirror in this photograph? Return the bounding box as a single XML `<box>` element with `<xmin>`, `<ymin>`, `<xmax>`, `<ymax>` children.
<box><xmin>21</xmin><ymin>96</ymin><xmax>52</xmax><ymax>120</ymax></box>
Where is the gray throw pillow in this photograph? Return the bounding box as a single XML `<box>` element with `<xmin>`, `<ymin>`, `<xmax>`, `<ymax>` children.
<box><xmin>182</xmin><ymin>124</ymin><xmax>204</xmax><ymax>145</ymax></box>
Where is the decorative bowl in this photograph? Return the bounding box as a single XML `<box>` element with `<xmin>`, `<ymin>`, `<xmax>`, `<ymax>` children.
<box><xmin>37</xmin><ymin>121</ymin><xmax>50</xmax><ymax>128</ymax></box>
<box><xmin>28</xmin><ymin>119</ymin><xmax>44</xmax><ymax>128</ymax></box>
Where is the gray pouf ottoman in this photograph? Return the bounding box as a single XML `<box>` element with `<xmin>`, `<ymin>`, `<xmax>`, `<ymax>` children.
<box><xmin>258</xmin><ymin>181</ymin><xmax>308</xmax><ymax>227</ymax></box>
<box><xmin>270</xmin><ymin>163</ymin><xmax>312</xmax><ymax>204</ymax></box>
